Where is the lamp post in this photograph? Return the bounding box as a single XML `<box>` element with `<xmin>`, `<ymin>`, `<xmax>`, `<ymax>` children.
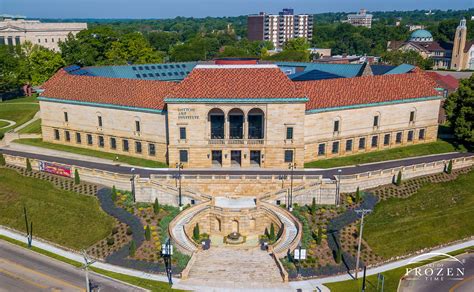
<box><xmin>161</xmin><ymin>238</ymin><xmax>173</xmax><ymax>285</ymax></box>
<box><xmin>336</xmin><ymin>169</ymin><xmax>342</xmax><ymax>206</ymax></box>
<box><xmin>288</xmin><ymin>163</ymin><xmax>296</xmax><ymax>212</ymax></box>
<box><xmin>176</xmin><ymin>163</ymin><xmax>183</xmax><ymax>209</ymax></box>
<box><xmin>130</xmin><ymin>167</ymin><xmax>136</xmax><ymax>203</ymax></box>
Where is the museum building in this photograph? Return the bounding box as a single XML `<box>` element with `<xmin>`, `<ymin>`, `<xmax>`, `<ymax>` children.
<box><xmin>38</xmin><ymin>60</ymin><xmax>441</xmax><ymax>169</ymax></box>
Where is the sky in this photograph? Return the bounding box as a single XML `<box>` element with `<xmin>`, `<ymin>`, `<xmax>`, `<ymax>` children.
<box><xmin>1</xmin><ymin>0</ymin><xmax>472</xmax><ymax>19</ymax></box>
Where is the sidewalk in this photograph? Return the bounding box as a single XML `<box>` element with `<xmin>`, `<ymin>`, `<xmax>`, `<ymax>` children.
<box><xmin>0</xmin><ymin>226</ymin><xmax>175</xmax><ymax>284</ymax></box>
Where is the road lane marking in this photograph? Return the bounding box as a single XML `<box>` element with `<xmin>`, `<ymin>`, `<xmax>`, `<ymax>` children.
<box><xmin>0</xmin><ymin>258</ymin><xmax>85</xmax><ymax>291</ymax></box>
<box><xmin>0</xmin><ymin>268</ymin><xmax>49</xmax><ymax>289</ymax></box>
<box><xmin>449</xmin><ymin>274</ymin><xmax>474</xmax><ymax>292</ymax></box>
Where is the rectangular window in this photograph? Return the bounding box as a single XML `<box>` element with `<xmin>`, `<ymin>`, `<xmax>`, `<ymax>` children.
<box><xmin>286</xmin><ymin>127</ymin><xmax>294</xmax><ymax>140</ymax></box>
<box><xmin>179</xmin><ymin>150</ymin><xmax>188</xmax><ymax>162</ymax></box>
<box><xmin>396</xmin><ymin>132</ymin><xmax>402</xmax><ymax>143</ymax></box>
<box><xmin>407</xmin><ymin>130</ymin><xmax>414</xmax><ymax>141</ymax></box>
<box><xmin>123</xmin><ymin>139</ymin><xmax>129</xmax><ymax>151</ymax></box>
<box><xmin>419</xmin><ymin>129</ymin><xmax>425</xmax><ymax>140</ymax></box>
<box><xmin>333</xmin><ymin>120</ymin><xmax>340</xmax><ymax>132</ymax></box>
<box><xmin>332</xmin><ymin>141</ymin><xmax>340</xmax><ymax>154</ymax></box>
<box><xmin>98</xmin><ymin>136</ymin><xmax>104</xmax><ymax>148</ymax></box>
<box><xmin>98</xmin><ymin>116</ymin><xmax>103</xmax><ymax>127</ymax></box>
<box><xmin>135</xmin><ymin>141</ymin><xmax>142</xmax><ymax>153</ymax></box>
<box><xmin>318</xmin><ymin>143</ymin><xmax>325</xmax><ymax>156</ymax></box>
<box><xmin>284</xmin><ymin>150</ymin><xmax>294</xmax><ymax>163</ymax></box>
<box><xmin>87</xmin><ymin>134</ymin><xmax>93</xmax><ymax>145</ymax></box>
<box><xmin>110</xmin><ymin>137</ymin><xmax>117</xmax><ymax>149</ymax></box>
<box><xmin>149</xmin><ymin>143</ymin><xmax>156</xmax><ymax>156</ymax></box>
<box><xmin>7</xmin><ymin>36</ymin><xmax>13</xmax><ymax>46</ymax></box>
<box><xmin>65</xmin><ymin>131</ymin><xmax>70</xmax><ymax>142</ymax></box>
<box><xmin>179</xmin><ymin>127</ymin><xmax>186</xmax><ymax>140</ymax></box>
<box><xmin>359</xmin><ymin>137</ymin><xmax>366</xmax><ymax>150</ymax></box>
<box><xmin>135</xmin><ymin>121</ymin><xmax>141</xmax><ymax>132</ymax></box>
<box><xmin>409</xmin><ymin>111</ymin><xmax>415</xmax><ymax>122</ymax></box>
<box><xmin>371</xmin><ymin>135</ymin><xmax>378</xmax><ymax>148</ymax></box>
<box><xmin>54</xmin><ymin>129</ymin><xmax>60</xmax><ymax>140</ymax></box>
<box><xmin>0</xmin><ymin>36</ymin><xmax>5</xmax><ymax>45</ymax></box>
<box><xmin>373</xmin><ymin>116</ymin><xmax>379</xmax><ymax>127</ymax></box>
<box><xmin>15</xmin><ymin>36</ymin><xmax>20</xmax><ymax>45</ymax></box>
<box><xmin>76</xmin><ymin>132</ymin><xmax>81</xmax><ymax>144</ymax></box>
<box><xmin>384</xmin><ymin>134</ymin><xmax>390</xmax><ymax>146</ymax></box>
<box><xmin>345</xmin><ymin>139</ymin><xmax>353</xmax><ymax>151</ymax></box>
<box><xmin>64</xmin><ymin>112</ymin><xmax>68</xmax><ymax>122</ymax></box>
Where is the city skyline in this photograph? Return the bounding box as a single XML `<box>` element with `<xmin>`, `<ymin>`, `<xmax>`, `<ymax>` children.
<box><xmin>1</xmin><ymin>0</ymin><xmax>472</xmax><ymax>19</ymax></box>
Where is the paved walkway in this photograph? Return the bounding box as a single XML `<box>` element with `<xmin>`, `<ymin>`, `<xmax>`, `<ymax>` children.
<box><xmin>175</xmin><ymin>247</ymin><xmax>290</xmax><ymax>291</ymax></box>
<box><xmin>12</xmin><ymin>111</ymin><xmax>40</xmax><ymax>132</ymax></box>
<box><xmin>0</xmin><ymin>119</ymin><xmax>16</xmax><ymax>129</ymax></box>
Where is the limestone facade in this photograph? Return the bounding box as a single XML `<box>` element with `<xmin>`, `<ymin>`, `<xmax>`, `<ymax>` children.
<box><xmin>0</xmin><ymin>17</ymin><xmax>87</xmax><ymax>51</ymax></box>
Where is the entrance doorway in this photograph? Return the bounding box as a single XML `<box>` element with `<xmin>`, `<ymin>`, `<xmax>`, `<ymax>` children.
<box><xmin>250</xmin><ymin>150</ymin><xmax>261</xmax><ymax>167</ymax></box>
<box><xmin>230</xmin><ymin>150</ymin><xmax>241</xmax><ymax>167</ymax></box>
<box><xmin>231</xmin><ymin>220</ymin><xmax>239</xmax><ymax>233</ymax></box>
<box><xmin>212</xmin><ymin>150</ymin><xmax>222</xmax><ymax>167</ymax></box>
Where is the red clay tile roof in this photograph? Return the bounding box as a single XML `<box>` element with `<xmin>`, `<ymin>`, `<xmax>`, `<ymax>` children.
<box><xmin>41</xmin><ymin>69</ymin><xmax>176</xmax><ymax>110</ymax></box>
<box><xmin>170</xmin><ymin>66</ymin><xmax>302</xmax><ymax>99</ymax></box>
<box><xmin>426</xmin><ymin>72</ymin><xmax>459</xmax><ymax>92</ymax></box>
<box><xmin>298</xmin><ymin>70</ymin><xmax>439</xmax><ymax>111</ymax></box>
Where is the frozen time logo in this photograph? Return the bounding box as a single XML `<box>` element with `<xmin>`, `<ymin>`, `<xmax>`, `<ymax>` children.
<box><xmin>404</xmin><ymin>253</ymin><xmax>465</xmax><ymax>282</ymax></box>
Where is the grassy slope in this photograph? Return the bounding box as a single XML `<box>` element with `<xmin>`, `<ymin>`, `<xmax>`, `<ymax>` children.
<box><xmin>13</xmin><ymin>138</ymin><xmax>168</xmax><ymax>168</ymax></box>
<box><xmin>304</xmin><ymin>140</ymin><xmax>465</xmax><ymax>168</ymax></box>
<box><xmin>325</xmin><ymin>247</ymin><xmax>472</xmax><ymax>292</ymax></box>
<box><xmin>18</xmin><ymin>119</ymin><xmax>42</xmax><ymax>134</ymax></box>
<box><xmin>364</xmin><ymin>170</ymin><xmax>474</xmax><ymax>259</ymax></box>
<box><xmin>0</xmin><ymin>103</ymin><xmax>39</xmax><ymax>134</ymax></box>
<box><xmin>0</xmin><ymin>168</ymin><xmax>114</xmax><ymax>249</ymax></box>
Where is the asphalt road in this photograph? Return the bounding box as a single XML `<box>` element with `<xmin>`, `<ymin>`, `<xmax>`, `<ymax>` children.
<box><xmin>399</xmin><ymin>252</ymin><xmax>474</xmax><ymax>292</ymax></box>
<box><xmin>0</xmin><ymin>240</ymin><xmax>145</xmax><ymax>292</ymax></box>
<box><xmin>0</xmin><ymin>148</ymin><xmax>471</xmax><ymax>178</ymax></box>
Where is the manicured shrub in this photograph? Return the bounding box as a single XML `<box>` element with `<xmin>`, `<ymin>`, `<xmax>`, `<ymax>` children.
<box><xmin>26</xmin><ymin>158</ymin><xmax>32</xmax><ymax>172</ymax></box>
<box><xmin>264</xmin><ymin>227</ymin><xmax>269</xmax><ymax>239</ymax></box>
<box><xmin>335</xmin><ymin>247</ymin><xmax>342</xmax><ymax>264</ymax></box>
<box><xmin>270</xmin><ymin>223</ymin><xmax>276</xmax><ymax>240</ymax></box>
<box><xmin>395</xmin><ymin>171</ymin><xmax>402</xmax><ymax>186</ymax></box>
<box><xmin>0</xmin><ymin>153</ymin><xmax>5</xmax><ymax>166</ymax></box>
<box><xmin>145</xmin><ymin>224</ymin><xmax>151</xmax><ymax>241</ymax></box>
<box><xmin>447</xmin><ymin>160</ymin><xmax>453</xmax><ymax>174</ymax></box>
<box><xmin>355</xmin><ymin>187</ymin><xmax>362</xmax><ymax>203</ymax></box>
<box><xmin>153</xmin><ymin>198</ymin><xmax>160</xmax><ymax>214</ymax></box>
<box><xmin>111</xmin><ymin>186</ymin><xmax>117</xmax><ymax>201</ymax></box>
<box><xmin>311</xmin><ymin>197</ymin><xmax>316</xmax><ymax>215</ymax></box>
<box><xmin>317</xmin><ymin>226</ymin><xmax>323</xmax><ymax>245</ymax></box>
<box><xmin>193</xmin><ymin>223</ymin><xmax>200</xmax><ymax>241</ymax></box>
<box><xmin>111</xmin><ymin>226</ymin><xmax>119</xmax><ymax>235</ymax></box>
<box><xmin>129</xmin><ymin>240</ymin><xmax>136</xmax><ymax>257</ymax></box>
<box><xmin>74</xmin><ymin>169</ymin><xmax>80</xmax><ymax>185</ymax></box>
<box><xmin>126</xmin><ymin>226</ymin><xmax>133</xmax><ymax>235</ymax></box>
<box><xmin>107</xmin><ymin>237</ymin><xmax>115</xmax><ymax>246</ymax></box>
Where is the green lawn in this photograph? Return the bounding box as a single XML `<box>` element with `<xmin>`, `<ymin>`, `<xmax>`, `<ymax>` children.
<box><xmin>13</xmin><ymin>138</ymin><xmax>168</xmax><ymax>168</ymax></box>
<box><xmin>3</xmin><ymin>95</ymin><xmax>39</xmax><ymax>103</ymax></box>
<box><xmin>0</xmin><ymin>120</ymin><xmax>10</xmax><ymax>128</ymax></box>
<box><xmin>325</xmin><ymin>247</ymin><xmax>472</xmax><ymax>292</ymax></box>
<box><xmin>0</xmin><ymin>102</ymin><xmax>39</xmax><ymax>134</ymax></box>
<box><xmin>0</xmin><ymin>168</ymin><xmax>115</xmax><ymax>250</ymax></box>
<box><xmin>304</xmin><ymin>140</ymin><xmax>465</xmax><ymax>168</ymax></box>
<box><xmin>363</xmin><ymin>169</ymin><xmax>474</xmax><ymax>259</ymax></box>
<box><xmin>18</xmin><ymin>119</ymin><xmax>42</xmax><ymax>134</ymax></box>
<box><xmin>0</xmin><ymin>235</ymin><xmax>181</xmax><ymax>292</ymax></box>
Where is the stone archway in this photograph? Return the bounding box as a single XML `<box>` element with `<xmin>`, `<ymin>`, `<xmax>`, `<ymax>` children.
<box><xmin>249</xmin><ymin>218</ymin><xmax>256</xmax><ymax>230</ymax></box>
<box><xmin>213</xmin><ymin>217</ymin><xmax>221</xmax><ymax>232</ymax></box>
<box><xmin>231</xmin><ymin>220</ymin><xmax>239</xmax><ymax>233</ymax></box>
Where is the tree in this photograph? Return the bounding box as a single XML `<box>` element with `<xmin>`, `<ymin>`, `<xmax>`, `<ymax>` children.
<box><xmin>0</xmin><ymin>153</ymin><xmax>5</xmax><ymax>166</ymax></box>
<box><xmin>145</xmin><ymin>225</ymin><xmax>151</xmax><ymax>241</ymax></box>
<box><xmin>105</xmin><ymin>33</ymin><xmax>164</xmax><ymax>65</ymax></box>
<box><xmin>444</xmin><ymin>75</ymin><xmax>474</xmax><ymax>148</ymax></box>
<box><xmin>28</xmin><ymin>46</ymin><xmax>65</xmax><ymax>85</ymax></box>
<box><xmin>74</xmin><ymin>169</ymin><xmax>80</xmax><ymax>185</ymax></box>
<box><xmin>193</xmin><ymin>223</ymin><xmax>200</xmax><ymax>241</ymax></box>
<box><xmin>26</xmin><ymin>158</ymin><xmax>32</xmax><ymax>172</ymax></box>
<box><xmin>381</xmin><ymin>50</ymin><xmax>433</xmax><ymax>69</ymax></box>
<box><xmin>129</xmin><ymin>240</ymin><xmax>136</xmax><ymax>257</ymax></box>
<box><xmin>335</xmin><ymin>247</ymin><xmax>342</xmax><ymax>264</ymax></box>
<box><xmin>270</xmin><ymin>223</ymin><xmax>276</xmax><ymax>241</ymax></box>
<box><xmin>396</xmin><ymin>170</ymin><xmax>402</xmax><ymax>186</ymax></box>
<box><xmin>446</xmin><ymin>160</ymin><xmax>453</xmax><ymax>174</ymax></box>
<box><xmin>111</xmin><ymin>186</ymin><xmax>117</xmax><ymax>201</ymax></box>
<box><xmin>0</xmin><ymin>45</ymin><xmax>22</xmax><ymax>92</ymax></box>
<box><xmin>311</xmin><ymin>197</ymin><xmax>316</xmax><ymax>215</ymax></box>
<box><xmin>316</xmin><ymin>226</ymin><xmax>323</xmax><ymax>245</ymax></box>
<box><xmin>153</xmin><ymin>197</ymin><xmax>160</xmax><ymax>214</ymax></box>
<box><xmin>355</xmin><ymin>187</ymin><xmax>362</xmax><ymax>203</ymax></box>
<box><xmin>283</xmin><ymin>37</ymin><xmax>310</xmax><ymax>51</ymax></box>
<box><xmin>264</xmin><ymin>227</ymin><xmax>269</xmax><ymax>239</ymax></box>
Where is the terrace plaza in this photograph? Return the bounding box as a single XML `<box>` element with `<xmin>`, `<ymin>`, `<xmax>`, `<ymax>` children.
<box><xmin>38</xmin><ymin>59</ymin><xmax>441</xmax><ymax>169</ymax></box>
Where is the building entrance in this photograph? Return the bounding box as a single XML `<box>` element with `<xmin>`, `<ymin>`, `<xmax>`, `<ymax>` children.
<box><xmin>250</xmin><ymin>150</ymin><xmax>261</xmax><ymax>167</ymax></box>
<box><xmin>212</xmin><ymin>150</ymin><xmax>222</xmax><ymax>167</ymax></box>
<box><xmin>230</xmin><ymin>150</ymin><xmax>242</xmax><ymax>167</ymax></box>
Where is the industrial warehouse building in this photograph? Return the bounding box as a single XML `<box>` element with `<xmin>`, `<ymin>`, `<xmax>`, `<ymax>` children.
<box><xmin>39</xmin><ymin>60</ymin><xmax>441</xmax><ymax>169</ymax></box>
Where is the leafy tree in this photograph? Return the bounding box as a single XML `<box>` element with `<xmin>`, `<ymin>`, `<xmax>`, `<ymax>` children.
<box><xmin>264</xmin><ymin>50</ymin><xmax>310</xmax><ymax>62</ymax></box>
<box><xmin>317</xmin><ymin>226</ymin><xmax>323</xmax><ymax>245</ymax></box>
<box><xmin>26</xmin><ymin>158</ymin><xmax>32</xmax><ymax>172</ymax></box>
<box><xmin>444</xmin><ymin>75</ymin><xmax>474</xmax><ymax>148</ymax></box>
<box><xmin>0</xmin><ymin>45</ymin><xmax>22</xmax><ymax>92</ymax></box>
<box><xmin>310</xmin><ymin>197</ymin><xmax>316</xmax><ymax>215</ymax></box>
<box><xmin>335</xmin><ymin>247</ymin><xmax>342</xmax><ymax>264</ymax></box>
<box><xmin>284</xmin><ymin>37</ymin><xmax>310</xmax><ymax>51</ymax></box>
<box><xmin>264</xmin><ymin>227</ymin><xmax>269</xmax><ymax>239</ymax></box>
<box><xmin>28</xmin><ymin>46</ymin><xmax>65</xmax><ymax>85</ymax></box>
<box><xmin>74</xmin><ymin>169</ymin><xmax>80</xmax><ymax>185</ymax></box>
<box><xmin>111</xmin><ymin>186</ymin><xmax>117</xmax><ymax>201</ymax></box>
<box><xmin>145</xmin><ymin>224</ymin><xmax>151</xmax><ymax>241</ymax></box>
<box><xmin>146</xmin><ymin>31</ymin><xmax>180</xmax><ymax>51</ymax></box>
<box><xmin>193</xmin><ymin>223</ymin><xmax>200</xmax><ymax>241</ymax></box>
<box><xmin>446</xmin><ymin>160</ymin><xmax>453</xmax><ymax>174</ymax></box>
<box><xmin>153</xmin><ymin>197</ymin><xmax>160</xmax><ymax>214</ymax></box>
<box><xmin>396</xmin><ymin>171</ymin><xmax>402</xmax><ymax>186</ymax></box>
<box><xmin>105</xmin><ymin>32</ymin><xmax>164</xmax><ymax>65</ymax></box>
<box><xmin>382</xmin><ymin>50</ymin><xmax>433</xmax><ymax>69</ymax></box>
<box><xmin>355</xmin><ymin>187</ymin><xmax>362</xmax><ymax>203</ymax></box>
<box><xmin>0</xmin><ymin>153</ymin><xmax>6</xmax><ymax>166</ymax></box>
<box><xmin>129</xmin><ymin>240</ymin><xmax>136</xmax><ymax>257</ymax></box>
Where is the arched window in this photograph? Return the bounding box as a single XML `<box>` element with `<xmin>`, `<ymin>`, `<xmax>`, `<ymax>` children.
<box><xmin>208</xmin><ymin>108</ymin><xmax>225</xmax><ymax>139</ymax></box>
<box><xmin>228</xmin><ymin>108</ymin><xmax>244</xmax><ymax>139</ymax></box>
<box><xmin>248</xmin><ymin>108</ymin><xmax>264</xmax><ymax>139</ymax></box>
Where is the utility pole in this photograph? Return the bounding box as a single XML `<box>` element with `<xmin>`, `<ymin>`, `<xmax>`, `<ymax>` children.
<box><xmin>24</xmin><ymin>207</ymin><xmax>33</xmax><ymax>248</ymax></box>
<box><xmin>355</xmin><ymin>209</ymin><xmax>371</xmax><ymax>279</ymax></box>
<box><xmin>288</xmin><ymin>163</ymin><xmax>296</xmax><ymax>211</ymax></box>
<box><xmin>130</xmin><ymin>167</ymin><xmax>136</xmax><ymax>202</ymax></box>
<box><xmin>336</xmin><ymin>169</ymin><xmax>342</xmax><ymax>206</ymax></box>
<box><xmin>81</xmin><ymin>250</ymin><xmax>96</xmax><ymax>292</ymax></box>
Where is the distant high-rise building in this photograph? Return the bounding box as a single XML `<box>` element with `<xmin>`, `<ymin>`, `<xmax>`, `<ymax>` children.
<box><xmin>347</xmin><ymin>9</ymin><xmax>373</xmax><ymax>28</ymax></box>
<box><xmin>247</xmin><ymin>9</ymin><xmax>313</xmax><ymax>48</ymax></box>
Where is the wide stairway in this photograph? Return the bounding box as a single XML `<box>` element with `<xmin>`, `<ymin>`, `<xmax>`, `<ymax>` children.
<box><xmin>175</xmin><ymin>247</ymin><xmax>291</xmax><ymax>291</ymax></box>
